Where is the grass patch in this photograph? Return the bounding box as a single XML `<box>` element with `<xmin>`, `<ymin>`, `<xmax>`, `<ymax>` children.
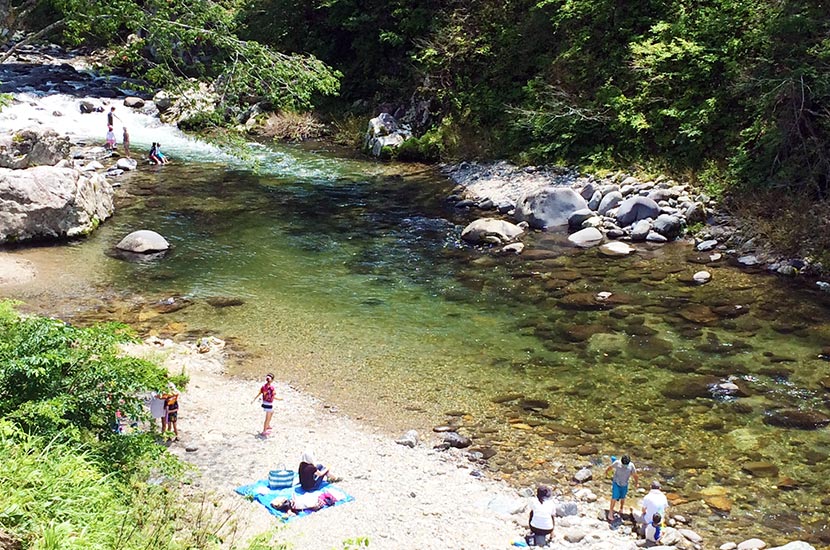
<box><xmin>261</xmin><ymin>111</ymin><xmax>325</xmax><ymax>142</ymax></box>
<box><xmin>729</xmin><ymin>188</ymin><xmax>830</xmax><ymax>265</ymax></box>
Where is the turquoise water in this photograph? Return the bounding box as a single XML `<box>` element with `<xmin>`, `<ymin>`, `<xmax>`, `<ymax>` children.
<box><xmin>6</xmin><ymin>142</ymin><xmax>830</xmax><ymax>546</ymax></box>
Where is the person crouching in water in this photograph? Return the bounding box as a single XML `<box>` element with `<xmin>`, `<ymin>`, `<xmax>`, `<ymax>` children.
<box><xmin>528</xmin><ymin>485</ymin><xmax>555</xmax><ymax>546</ymax></box>
<box><xmin>149</xmin><ymin>142</ymin><xmax>162</xmax><ymax>164</ymax></box>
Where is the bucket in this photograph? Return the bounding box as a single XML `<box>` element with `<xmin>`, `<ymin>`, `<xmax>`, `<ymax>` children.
<box><xmin>268</xmin><ymin>465</ymin><xmax>294</xmax><ymax>490</ymax></box>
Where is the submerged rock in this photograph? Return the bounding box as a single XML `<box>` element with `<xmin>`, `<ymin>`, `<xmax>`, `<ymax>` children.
<box><xmin>568</xmin><ymin>227</ymin><xmax>603</xmax><ymax>248</ymax></box>
<box><xmin>599</xmin><ymin>241</ymin><xmax>634</xmax><ymax>257</ymax></box>
<box><xmin>741</xmin><ymin>461</ymin><xmax>779</xmax><ymax>478</ymax></box>
<box><xmin>461</xmin><ymin>218</ymin><xmax>524</xmax><ymax>245</ymax></box>
<box><xmin>763</xmin><ymin>409</ymin><xmax>830</xmax><ymax>430</ymax></box>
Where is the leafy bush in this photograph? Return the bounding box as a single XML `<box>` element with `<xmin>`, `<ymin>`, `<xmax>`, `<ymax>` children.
<box><xmin>0</xmin><ymin>303</ymin><xmax>168</xmax><ymax>469</ymax></box>
<box><xmin>395</xmin><ymin>116</ymin><xmax>460</xmax><ymax>162</ymax></box>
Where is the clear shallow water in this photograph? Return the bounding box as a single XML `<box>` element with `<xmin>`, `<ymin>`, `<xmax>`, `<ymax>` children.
<box><xmin>3</xmin><ymin>105</ymin><xmax>830</xmax><ymax>545</ymax></box>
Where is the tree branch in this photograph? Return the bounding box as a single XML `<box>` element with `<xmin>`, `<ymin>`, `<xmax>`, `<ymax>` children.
<box><xmin>1</xmin><ymin>18</ymin><xmax>65</xmax><ymax>64</ymax></box>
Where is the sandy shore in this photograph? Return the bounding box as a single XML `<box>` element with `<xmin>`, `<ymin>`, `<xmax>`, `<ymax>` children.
<box><xmin>124</xmin><ymin>337</ymin><xmax>648</xmax><ymax>550</ymax></box>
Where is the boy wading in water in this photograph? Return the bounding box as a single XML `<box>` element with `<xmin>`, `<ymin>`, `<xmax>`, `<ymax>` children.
<box><xmin>605</xmin><ymin>454</ymin><xmax>639</xmax><ymax>521</ymax></box>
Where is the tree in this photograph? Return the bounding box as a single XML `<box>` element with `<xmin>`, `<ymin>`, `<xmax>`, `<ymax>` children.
<box><xmin>3</xmin><ymin>0</ymin><xmax>340</xmax><ymax>113</ymax></box>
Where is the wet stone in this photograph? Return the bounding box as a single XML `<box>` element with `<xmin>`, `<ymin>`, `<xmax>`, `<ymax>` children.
<box><xmin>661</xmin><ymin>376</ymin><xmax>719</xmax><ymax>400</ymax></box>
<box><xmin>628</xmin><ymin>335</ymin><xmax>674</xmax><ymax>360</ymax></box>
<box><xmin>433</xmin><ymin>425</ymin><xmax>456</xmax><ymax>433</ymax></box>
<box><xmin>576</xmin><ymin>444</ymin><xmax>598</xmax><ymax>456</ymax></box>
<box><xmin>764</xmin><ymin>409</ymin><xmax>830</xmax><ymax>430</ymax></box>
<box><xmin>679</xmin><ymin>304</ymin><xmax>720</xmax><ymax>325</ymax></box>
<box><xmin>674</xmin><ymin>457</ymin><xmax>709</xmax><ymax>469</ymax></box>
<box><xmin>519</xmin><ymin>399</ymin><xmax>549</xmax><ymax>411</ymax></box>
<box><xmin>741</xmin><ymin>461</ymin><xmax>779</xmax><ymax>478</ymax></box>
<box><xmin>776</xmin><ymin>476</ymin><xmax>799</xmax><ymax>490</ymax></box>
<box><xmin>469</xmin><ymin>446</ymin><xmax>497</xmax><ymax>460</ymax></box>
<box><xmin>579</xmin><ymin>421</ymin><xmax>603</xmax><ymax>435</ymax></box>
<box><xmin>557</xmin><ymin>436</ymin><xmax>585</xmax><ymax>448</ymax></box>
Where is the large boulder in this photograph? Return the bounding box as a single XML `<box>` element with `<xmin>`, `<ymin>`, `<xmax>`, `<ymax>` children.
<box><xmin>653</xmin><ymin>214</ymin><xmax>683</xmax><ymax>240</ymax></box>
<box><xmin>0</xmin><ymin>166</ymin><xmax>113</xmax><ymax>243</ymax></box>
<box><xmin>364</xmin><ymin>113</ymin><xmax>412</xmax><ymax>157</ymax></box>
<box><xmin>515</xmin><ymin>187</ymin><xmax>588</xmax><ymax>229</ymax></box>
<box><xmin>461</xmin><ymin>218</ymin><xmax>524</xmax><ymax>245</ymax></box>
<box><xmin>616</xmin><ymin>196</ymin><xmax>660</xmax><ymax>227</ymax></box>
<box><xmin>598</xmin><ymin>191</ymin><xmax>623</xmax><ymax>215</ymax></box>
<box><xmin>116</xmin><ymin>230</ymin><xmax>170</xmax><ymax>253</ymax></box>
<box><xmin>0</xmin><ymin>128</ymin><xmax>70</xmax><ymax>169</ymax></box>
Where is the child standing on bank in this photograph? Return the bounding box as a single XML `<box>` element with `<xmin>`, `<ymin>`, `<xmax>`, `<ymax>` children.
<box><xmin>162</xmin><ymin>383</ymin><xmax>180</xmax><ymax>441</ymax></box>
<box><xmin>105</xmin><ymin>125</ymin><xmax>116</xmax><ymax>150</ymax></box>
<box><xmin>122</xmin><ymin>127</ymin><xmax>131</xmax><ymax>158</ymax></box>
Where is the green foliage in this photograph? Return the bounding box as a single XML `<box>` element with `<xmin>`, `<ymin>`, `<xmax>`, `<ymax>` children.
<box><xmin>395</xmin><ymin>116</ymin><xmax>459</xmax><ymax>162</ymax></box>
<box><xmin>0</xmin><ymin>303</ymin><xmax>167</xmax><ymax>468</ymax></box>
<box><xmin>341</xmin><ymin>537</ymin><xmax>370</xmax><ymax>549</ymax></box>
<box><xmin>30</xmin><ymin>0</ymin><xmax>340</xmax><ymax>114</ymax></box>
<box><xmin>0</xmin><ymin>92</ymin><xmax>11</xmax><ymax>110</ymax></box>
<box><xmin>0</xmin><ymin>421</ymin><xmax>249</xmax><ymax>549</ymax></box>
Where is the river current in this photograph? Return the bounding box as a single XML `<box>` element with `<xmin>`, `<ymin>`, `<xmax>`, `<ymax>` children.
<box><xmin>2</xmin><ymin>94</ymin><xmax>829</xmax><ymax>547</ymax></box>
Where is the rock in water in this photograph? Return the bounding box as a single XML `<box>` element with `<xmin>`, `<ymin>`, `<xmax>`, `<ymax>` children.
<box><xmin>567</xmin><ymin>227</ymin><xmax>603</xmax><ymax>248</ymax></box>
<box><xmin>693</xmin><ymin>271</ymin><xmax>712</xmax><ymax>284</ymax></box>
<box><xmin>763</xmin><ymin>409</ymin><xmax>830</xmax><ymax>430</ymax></box>
<box><xmin>741</xmin><ymin>461</ymin><xmax>779</xmax><ymax>478</ymax></box>
<box><xmin>116</xmin><ymin>230</ymin><xmax>170</xmax><ymax>253</ymax></box>
<box><xmin>461</xmin><ymin>218</ymin><xmax>524</xmax><ymax>245</ymax></box>
<box><xmin>573</xmin><ymin>467</ymin><xmax>593</xmax><ymax>483</ymax></box>
<box><xmin>0</xmin><ymin>166</ymin><xmax>113</xmax><ymax>243</ymax></box>
<box><xmin>599</xmin><ymin>241</ymin><xmax>634</xmax><ymax>257</ymax></box>
<box><xmin>124</xmin><ymin>96</ymin><xmax>146</xmax><ymax>108</ymax></box>
<box><xmin>441</xmin><ymin>432</ymin><xmax>471</xmax><ymax>449</ymax></box>
<box><xmin>515</xmin><ymin>186</ymin><xmax>588</xmax><ymax>229</ymax></box>
<box><xmin>653</xmin><ymin>214</ymin><xmax>683</xmax><ymax>239</ymax></box>
<box><xmin>116</xmin><ymin>157</ymin><xmax>138</xmax><ymax>171</ymax></box>
<box><xmin>768</xmin><ymin>543</ymin><xmax>816</xmax><ymax>550</ymax></box>
<box><xmin>737</xmin><ymin>539</ymin><xmax>767</xmax><ymax>550</ymax></box>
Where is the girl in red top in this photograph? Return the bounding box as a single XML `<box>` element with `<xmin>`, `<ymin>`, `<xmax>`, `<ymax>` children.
<box><xmin>252</xmin><ymin>373</ymin><xmax>278</xmax><ymax>436</ymax></box>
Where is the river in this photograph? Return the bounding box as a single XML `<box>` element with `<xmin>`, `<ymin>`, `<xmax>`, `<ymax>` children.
<box><xmin>2</xmin><ymin>93</ymin><xmax>829</xmax><ymax>547</ymax></box>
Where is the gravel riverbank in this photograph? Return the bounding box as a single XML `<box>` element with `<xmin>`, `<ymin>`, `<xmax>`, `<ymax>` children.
<box><xmin>122</xmin><ymin>338</ymin><xmax>820</xmax><ymax>550</ymax></box>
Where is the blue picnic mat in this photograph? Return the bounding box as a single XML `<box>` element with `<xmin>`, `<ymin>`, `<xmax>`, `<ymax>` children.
<box><xmin>235</xmin><ymin>478</ymin><xmax>355</xmax><ymax>522</ymax></box>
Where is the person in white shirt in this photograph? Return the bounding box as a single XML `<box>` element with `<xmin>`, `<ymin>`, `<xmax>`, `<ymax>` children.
<box><xmin>528</xmin><ymin>485</ymin><xmax>556</xmax><ymax>546</ymax></box>
<box><xmin>640</xmin><ymin>480</ymin><xmax>668</xmax><ymax>535</ymax></box>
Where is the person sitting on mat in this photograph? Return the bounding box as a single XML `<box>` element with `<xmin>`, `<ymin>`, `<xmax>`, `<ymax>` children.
<box><xmin>298</xmin><ymin>450</ymin><xmax>339</xmax><ymax>491</ymax></box>
<box><xmin>270</xmin><ymin>491</ymin><xmax>337</xmax><ymax>515</ymax></box>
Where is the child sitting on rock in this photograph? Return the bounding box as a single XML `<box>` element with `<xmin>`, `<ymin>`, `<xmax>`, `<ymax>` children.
<box><xmin>645</xmin><ymin>513</ymin><xmax>662</xmax><ymax>547</ymax></box>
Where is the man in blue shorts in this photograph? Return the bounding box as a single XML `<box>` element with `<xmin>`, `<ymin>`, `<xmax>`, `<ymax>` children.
<box><xmin>604</xmin><ymin>454</ymin><xmax>639</xmax><ymax>521</ymax></box>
